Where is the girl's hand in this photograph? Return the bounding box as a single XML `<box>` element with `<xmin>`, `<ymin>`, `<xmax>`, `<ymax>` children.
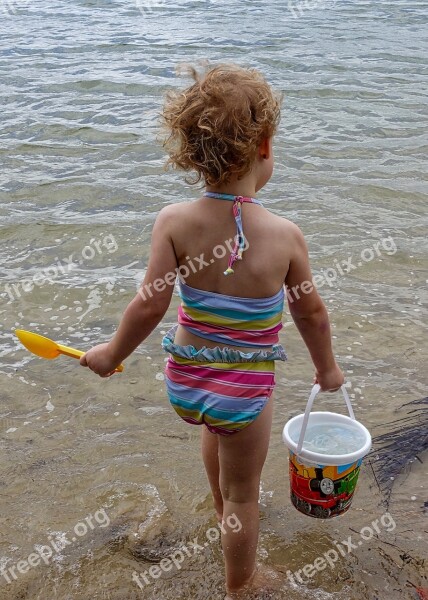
<box><xmin>80</xmin><ymin>343</ymin><xmax>119</xmax><ymax>378</ymax></box>
<box><xmin>314</xmin><ymin>363</ymin><xmax>345</xmax><ymax>392</ymax></box>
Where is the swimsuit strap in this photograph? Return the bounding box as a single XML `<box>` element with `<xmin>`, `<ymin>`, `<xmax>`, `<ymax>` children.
<box><xmin>203</xmin><ymin>192</ymin><xmax>262</xmax><ymax>275</ymax></box>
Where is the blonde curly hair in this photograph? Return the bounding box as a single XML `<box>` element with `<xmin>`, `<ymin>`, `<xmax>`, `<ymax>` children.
<box><xmin>161</xmin><ymin>64</ymin><xmax>282</xmax><ymax>187</ymax></box>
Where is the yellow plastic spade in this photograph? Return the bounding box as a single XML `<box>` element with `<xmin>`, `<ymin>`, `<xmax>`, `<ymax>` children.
<box><xmin>15</xmin><ymin>330</ymin><xmax>124</xmax><ymax>373</ymax></box>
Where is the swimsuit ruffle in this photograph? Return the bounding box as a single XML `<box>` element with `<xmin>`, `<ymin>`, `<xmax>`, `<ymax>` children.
<box><xmin>161</xmin><ymin>325</ymin><xmax>287</xmax><ymax>363</ymax></box>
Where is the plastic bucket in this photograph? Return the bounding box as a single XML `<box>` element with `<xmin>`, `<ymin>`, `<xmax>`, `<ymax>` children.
<box><xmin>282</xmin><ymin>384</ymin><xmax>371</xmax><ymax>519</ymax></box>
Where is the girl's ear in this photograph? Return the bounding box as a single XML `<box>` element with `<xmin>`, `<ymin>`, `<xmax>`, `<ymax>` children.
<box><xmin>259</xmin><ymin>138</ymin><xmax>271</xmax><ymax>159</ymax></box>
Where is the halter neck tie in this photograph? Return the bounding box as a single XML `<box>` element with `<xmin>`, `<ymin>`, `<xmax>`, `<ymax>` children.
<box><xmin>203</xmin><ymin>192</ymin><xmax>262</xmax><ymax>275</ymax></box>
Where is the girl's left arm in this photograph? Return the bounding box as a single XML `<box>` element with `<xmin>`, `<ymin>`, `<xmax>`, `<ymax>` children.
<box><xmin>80</xmin><ymin>206</ymin><xmax>179</xmax><ymax>377</ymax></box>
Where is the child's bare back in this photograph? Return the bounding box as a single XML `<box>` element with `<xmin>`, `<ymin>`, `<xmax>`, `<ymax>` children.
<box><xmin>162</xmin><ymin>197</ymin><xmax>295</xmax><ymax>298</ymax></box>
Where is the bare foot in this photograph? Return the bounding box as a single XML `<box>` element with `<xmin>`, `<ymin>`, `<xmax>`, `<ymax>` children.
<box><xmin>225</xmin><ymin>564</ymin><xmax>281</xmax><ymax>599</ymax></box>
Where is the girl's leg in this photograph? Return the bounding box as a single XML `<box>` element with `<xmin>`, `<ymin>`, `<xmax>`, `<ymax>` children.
<box><xmin>218</xmin><ymin>395</ymin><xmax>274</xmax><ymax>595</ymax></box>
<box><xmin>201</xmin><ymin>425</ymin><xmax>223</xmax><ymax>521</ymax></box>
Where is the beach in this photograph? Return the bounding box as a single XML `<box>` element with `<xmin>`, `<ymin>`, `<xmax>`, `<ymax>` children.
<box><xmin>0</xmin><ymin>0</ymin><xmax>427</xmax><ymax>598</ymax></box>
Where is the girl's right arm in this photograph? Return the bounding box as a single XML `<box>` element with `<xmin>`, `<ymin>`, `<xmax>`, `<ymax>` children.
<box><xmin>80</xmin><ymin>205</ymin><xmax>179</xmax><ymax>376</ymax></box>
<box><xmin>284</xmin><ymin>224</ymin><xmax>344</xmax><ymax>391</ymax></box>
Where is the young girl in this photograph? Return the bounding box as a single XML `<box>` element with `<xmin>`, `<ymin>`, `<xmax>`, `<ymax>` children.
<box><xmin>80</xmin><ymin>64</ymin><xmax>344</xmax><ymax>599</ymax></box>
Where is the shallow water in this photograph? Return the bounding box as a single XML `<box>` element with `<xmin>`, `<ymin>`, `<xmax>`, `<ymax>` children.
<box><xmin>0</xmin><ymin>0</ymin><xmax>427</xmax><ymax>598</ymax></box>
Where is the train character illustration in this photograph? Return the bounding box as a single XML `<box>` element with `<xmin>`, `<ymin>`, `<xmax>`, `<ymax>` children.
<box><xmin>288</xmin><ymin>453</ymin><xmax>362</xmax><ymax>518</ymax></box>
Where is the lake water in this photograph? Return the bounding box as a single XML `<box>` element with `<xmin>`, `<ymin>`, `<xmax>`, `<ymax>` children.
<box><xmin>0</xmin><ymin>1</ymin><xmax>427</xmax><ymax>599</ymax></box>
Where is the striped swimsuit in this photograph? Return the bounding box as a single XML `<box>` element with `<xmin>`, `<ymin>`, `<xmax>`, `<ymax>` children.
<box><xmin>162</xmin><ymin>282</ymin><xmax>286</xmax><ymax>435</ymax></box>
<box><xmin>162</xmin><ymin>192</ymin><xmax>287</xmax><ymax>435</ymax></box>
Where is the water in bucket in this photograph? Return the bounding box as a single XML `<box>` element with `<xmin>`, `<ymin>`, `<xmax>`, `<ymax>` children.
<box><xmin>300</xmin><ymin>423</ymin><xmax>367</xmax><ymax>456</ymax></box>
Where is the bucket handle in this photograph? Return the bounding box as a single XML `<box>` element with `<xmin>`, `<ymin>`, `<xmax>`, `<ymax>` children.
<box><xmin>296</xmin><ymin>384</ymin><xmax>355</xmax><ymax>455</ymax></box>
